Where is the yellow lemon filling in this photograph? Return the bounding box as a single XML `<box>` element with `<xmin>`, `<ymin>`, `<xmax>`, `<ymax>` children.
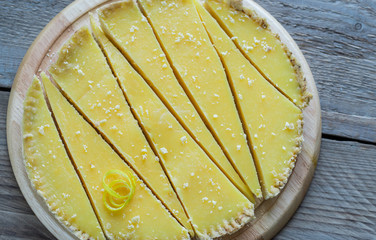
<box><xmin>206</xmin><ymin>0</ymin><xmax>310</xmax><ymax>108</ymax></box>
<box><xmin>196</xmin><ymin>1</ymin><xmax>303</xmax><ymax>199</ymax></box>
<box><xmin>97</xmin><ymin>0</ymin><xmax>252</xmax><ymax>199</ymax></box>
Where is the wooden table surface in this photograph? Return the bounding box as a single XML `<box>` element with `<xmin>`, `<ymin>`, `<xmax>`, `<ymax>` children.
<box><xmin>1</xmin><ymin>0</ymin><xmax>375</xmax><ymax>239</ymax></box>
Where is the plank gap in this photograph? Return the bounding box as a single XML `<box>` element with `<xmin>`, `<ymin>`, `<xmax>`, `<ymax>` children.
<box><xmin>322</xmin><ymin>133</ymin><xmax>376</xmax><ymax>146</ymax></box>
<box><xmin>0</xmin><ymin>87</ymin><xmax>11</xmax><ymax>92</ymax></box>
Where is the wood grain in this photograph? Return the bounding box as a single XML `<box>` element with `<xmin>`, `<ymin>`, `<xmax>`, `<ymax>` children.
<box><xmin>0</xmin><ymin>0</ymin><xmax>73</xmax><ymax>89</ymax></box>
<box><xmin>6</xmin><ymin>0</ymin><xmax>320</xmax><ymax>239</ymax></box>
<box><xmin>0</xmin><ymin>211</ymin><xmax>55</xmax><ymax>240</ymax></box>
<box><xmin>276</xmin><ymin>139</ymin><xmax>376</xmax><ymax>240</ymax></box>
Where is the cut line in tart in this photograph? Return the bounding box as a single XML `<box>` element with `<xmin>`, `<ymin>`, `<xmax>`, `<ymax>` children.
<box><xmin>48</xmin><ymin>26</ymin><xmax>192</xmax><ymax>233</ymax></box>
<box><xmin>195</xmin><ymin>1</ymin><xmax>303</xmax><ymax>199</ymax></box>
<box><xmin>97</xmin><ymin>0</ymin><xmax>254</xmax><ymax>200</ymax></box>
<box><xmin>23</xmin><ymin>77</ymin><xmax>105</xmax><ymax>240</ymax></box>
<box><xmin>136</xmin><ymin>0</ymin><xmax>261</xmax><ymax>199</ymax></box>
<box><xmin>41</xmin><ymin>72</ymin><xmax>190</xmax><ymax>240</ymax></box>
<box><xmin>90</xmin><ymin>19</ymin><xmax>255</xmax><ymax>238</ymax></box>
<box><xmin>205</xmin><ymin>0</ymin><xmax>311</xmax><ymax>108</ymax></box>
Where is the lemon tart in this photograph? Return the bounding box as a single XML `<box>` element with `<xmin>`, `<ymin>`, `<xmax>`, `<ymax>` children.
<box><xmin>23</xmin><ymin>77</ymin><xmax>105</xmax><ymax>240</ymax></box>
<box><xmin>21</xmin><ymin>0</ymin><xmax>312</xmax><ymax>238</ymax></box>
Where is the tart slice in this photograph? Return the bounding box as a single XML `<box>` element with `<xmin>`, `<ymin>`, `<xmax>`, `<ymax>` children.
<box><xmin>48</xmin><ymin>27</ymin><xmax>191</xmax><ymax>232</ymax></box>
<box><xmin>92</xmin><ymin>23</ymin><xmax>254</xmax><ymax>239</ymax></box>
<box><xmin>205</xmin><ymin>0</ymin><xmax>310</xmax><ymax>108</ymax></box>
<box><xmin>23</xmin><ymin>77</ymin><xmax>105</xmax><ymax>240</ymax></box>
<box><xmin>97</xmin><ymin>1</ymin><xmax>252</xmax><ymax>199</ymax></box>
<box><xmin>41</xmin><ymin>73</ymin><xmax>189</xmax><ymax>240</ymax></box>
<box><xmin>196</xmin><ymin>2</ymin><xmax>303</xmax><ymax>199</ymax></box>
<box><xmin>137</xmin><ymin>0</ymin><xmax>261</xmax><ymax>199</ymax></box>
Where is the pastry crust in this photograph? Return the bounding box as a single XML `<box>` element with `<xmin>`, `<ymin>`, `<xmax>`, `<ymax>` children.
<box><xmin>195</xmin><ymin>204</ymin><xmax>255</xmax><ymax>239</ymax></box>
<box><xmin>266</xmin><ymin>116</ymin><xmax>304</xmax><ymax>199</ymax></box>
<box><xmin>27</xmin><ymin>183</ymin><xmax>97</xmax><ymax>240</ymax></box>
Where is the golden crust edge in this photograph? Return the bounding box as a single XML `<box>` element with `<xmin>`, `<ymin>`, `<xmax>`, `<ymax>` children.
<box><xmin>264</xmin><ymin>115</ymin><xmax>304</xmax><ymax>199</ymax></box>
<box><xmin>50</xmin><ymin>27</ymin><xmax>93</xmax><ymax>76</ymax></box>
<box><xmin>195</xmin><ymin>203</ymin><xmax>255</xmax><ymax>239</ymax></box>
<box><xmin>96</xmin><ymin>0</ymin><xmax>134</xmax><ymax>21</ymax></box>
<box><xmin>26</xmin><ymin>178</ymin><xmax>98</xmax><ymax>240</ymax></box>
<box><xmin>22</xmin><ymin>79</ymin><xmax>100</xmax><ymax>240</ymax></box>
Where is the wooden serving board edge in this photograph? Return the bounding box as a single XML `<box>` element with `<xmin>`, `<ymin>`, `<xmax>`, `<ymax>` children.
<box><xmin>6</xmin><ymin>0</ymin><xmax>322</xmax><ymax>239</ymax></box>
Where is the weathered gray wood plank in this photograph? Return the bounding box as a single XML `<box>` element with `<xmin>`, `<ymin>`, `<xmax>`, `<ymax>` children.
<box><xmin>276</xmin><ymin>139</ymin><xmax>376</xmax><ymax>239</ymax></box>
<box><xmin>0</xmin><ymin>210</ymin><xmax>55</xmax><ymax>240</ymax></box>
<box><xmin>0</xmin><ymin>91</ymin><xmax>36</xmax><ymax>216</ymax></box>
<box><xmin>0</xmin><ymin>0</ymin><xmax>73</xmax><ymax>89</ymax></box>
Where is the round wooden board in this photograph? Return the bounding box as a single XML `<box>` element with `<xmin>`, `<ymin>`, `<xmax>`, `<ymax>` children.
<box><xmin>6</xmin><ymin>0</ymin><xmax>321</xmax><ymax>239</ymax></box>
